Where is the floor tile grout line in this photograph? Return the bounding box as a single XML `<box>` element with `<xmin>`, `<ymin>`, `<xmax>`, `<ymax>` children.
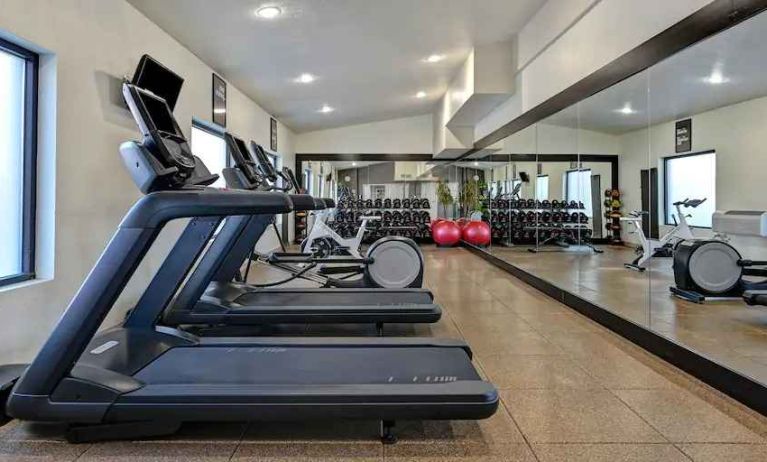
<box><xmin>463</xmin><ymin>248</ymin><xmax>677</xmax><ymax>450</ymax></box>
<box><xmin>672</xmin><ymin>442</ymin><xmax>707</xmax><ymax>462</ymax></box>
<box><xmin>72</xmin><ymin>442</ymin><xmax>93</xmax><ymax>462</ymax></box>
<box><xmin>227</xmin><ymin>422</ymin><xmax>250</xmax><ymax>461</ymax></box>
<box><xmin>497</xmin><ymin>399</ymin><xmax>541</xmax><ymax>462</ymax></box>
<box><xmin>459</xmin><ymin>248</ymin><xmax>767</xmax><ymax>436</ymax></box>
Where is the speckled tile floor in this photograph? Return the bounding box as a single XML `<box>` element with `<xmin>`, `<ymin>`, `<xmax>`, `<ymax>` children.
<box><xmin>1</xmin><ymin>247</ymin><xmax>766</xmax><ymax>461</ymax></box>
<box><xmin>486</xmin><ymin>244</ymin><xmax>767</xmax><ymax>385</ymax></box>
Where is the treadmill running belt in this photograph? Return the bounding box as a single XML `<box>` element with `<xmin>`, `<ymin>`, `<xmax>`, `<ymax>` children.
<box><xmin>134</xmin><ymin>346</ymin><xmax>480</xmax><ymax>385</ymax></box>
<box><xmin>235</xmin><ymin>291</ymin><xmax>432</xmax><ymax>306</ymax></box>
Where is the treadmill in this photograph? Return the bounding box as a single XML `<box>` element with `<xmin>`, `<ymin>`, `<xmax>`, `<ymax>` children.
<box><xmin>153</xmin><ymin>134</ymin><xmax>441</xmax><ymax>333</ymax></box>
<box><xmin>0</xmin><ymin>74</ymin><xmax>497</xmax><ymax>443</ymax></box>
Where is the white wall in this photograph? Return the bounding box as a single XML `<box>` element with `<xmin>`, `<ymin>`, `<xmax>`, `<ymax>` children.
<box><xmin>0</xmin><ymin>0</ymin><xmax>295</xmax><ymax>363</ymax></box>
<box><xmin>517</xmin><ymin>0</ymin><xmax>600</xmax><ymax>70</ymax></box>
<box><xmin>476</xmin><ymin>0</ymin><xmax>712</xmax><ymax>141</ymax></box>
<box><xmin>618</xmin><ymin>96</ymin><xmax>767</xmax><ymax>258</ymax></box>
<box><xmin>502</xmin><ymin>123</ymin><xmax>619</xmax><ymax>154</ymax></box>
<box><xmin>296</xmin><ymin>114</ymin><xmax>432</xmax><ymax>154</ymax></box>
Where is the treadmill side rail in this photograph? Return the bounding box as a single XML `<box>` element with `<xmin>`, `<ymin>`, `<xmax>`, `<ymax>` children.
<box><xmin>9</xmin><ymin>189</ymin><xmax>292</xmax><ymax>413</ymax></box>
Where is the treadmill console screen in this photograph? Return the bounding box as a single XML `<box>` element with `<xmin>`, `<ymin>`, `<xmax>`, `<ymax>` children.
<box><xmin>126</xmin><ymin>84</ymin><xmax>195</xmax><ymax>171</ymax></box>
<box><xmin>250</xmin><ymin>141</ymin><xmax>278</xmax><ymax>181</ymax></box>
<box><xmin>226</xmin><ymin>134</ymin><xmax>261</xmax><ymax>185</ymax></box>
<box><xmin>138</xmin><ymin>91</ymin><xmax>181</xmax><ymax>136</ymax></box>
<box><xmin>132</xmin><ymin>54</ymin><xmax>184</xmax><ymax>111</ymax></box>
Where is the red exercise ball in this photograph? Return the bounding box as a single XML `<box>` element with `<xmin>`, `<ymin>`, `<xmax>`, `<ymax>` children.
<box><xmin>462</xmin><ymin>221</ymin><xmax>491</xmax><ymax>246</ymax></box>
<box><xmin>432</xmin><ymin>220</ymin><xmax>462</xmax><ymax>247</ymax></box>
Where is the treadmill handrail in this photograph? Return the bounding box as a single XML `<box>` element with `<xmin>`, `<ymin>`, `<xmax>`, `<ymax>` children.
<box><xmin>10</xmin><ymin>189</ymin><xmax>289</xmax><ymax>398</ymax></box>
<box><xmin>122</xmin><ymin>189</ymin><xmax>293</xmax><ymax>229</ymax></box>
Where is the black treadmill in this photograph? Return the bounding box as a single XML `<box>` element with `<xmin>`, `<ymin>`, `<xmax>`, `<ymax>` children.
<box><xmin>0</xmin><ymin>72</ymin><xmax>497</xmax><ymax>442</ymax></box>
<box><xmin>151</xmin><ymin>134</ymin><xmax>441</xmax><ymax>332</ymax></box>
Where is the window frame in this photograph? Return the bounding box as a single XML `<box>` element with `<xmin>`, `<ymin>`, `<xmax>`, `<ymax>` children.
<box><xmin>0</xmin><ymin>37</ymin><xmax>38</xmax><ymax>288</ymax></box>
<box><xmin>662</xmin><ymin>149</ymin><xmax>716</xmax><ymax>228</ymax></box>
<box><xmin>304</xmin><ymin>168</ymin><xmax>313</xmax><ymax>195</ymax></box>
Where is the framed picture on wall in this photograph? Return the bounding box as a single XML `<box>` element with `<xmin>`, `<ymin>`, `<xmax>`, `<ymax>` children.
<box><xmin>212</xmin><ymin>73</ymin><xmax>227</xmax><ymax>127</ymax></box>
<box><xmin>675</xmin><ymin>118</ymin><xmax>692</xmax><ymax>153</ymax></box>
<box><xmin>270</xmin><ymin>117</ymin><xmax>278</xmax><ymax>151</ymax></box>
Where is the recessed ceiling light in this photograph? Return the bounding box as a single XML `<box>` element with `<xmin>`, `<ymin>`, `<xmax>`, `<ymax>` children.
<box><xmin>255</xmin><ymin>5</ymin><xmax>281</xmax><ymax>19</ymax></box>
<box><xmin>352</xmin><ymin>162</ymin><xmax>357</xmax><ymax>166</ymax></box>
<box><xmin>319</xmin><ymin>104</ymin><xmax>334</xmax><ymax>113</ymax></box>
<box><xmin>615</xmin><ymin>103</ymin><xmax>636</xmax><ymax>115</ymax></box>
<box><xmin>295</xmin><ymin>73</ymin><xmax>315</xmax><ymax>84</ymax></box>
<box><xmin>704</xmin><ymin>69</ymin><xmax>729</xmax><ymax>85</ymax></box>
<box><xmin>424</xmin><ymin>54</ymin><xmax>445</xmax><ymax>63</ymax></box>
<box><xmin>213</xmin><ymin>108</ymin><xmax>227</xmax><ymax>114</ymax></box>
<box><xmin>416</xmin><ymin>91</ymin><xmax>427</xmax><ymax>99</ymax></box>
<box><xmin>473</xmin><ymin>161</ymin><xmax>479</xmax><ymax>166</ymax></box>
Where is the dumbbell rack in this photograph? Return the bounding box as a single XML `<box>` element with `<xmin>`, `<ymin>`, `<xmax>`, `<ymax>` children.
<box><xmin>485</xmin><ymin>199</ymin><xmax>596</xmax><ymax>247</ymax></box>
<box><xmin>332</xmin><ymin>198</ymin><xmax>433</xmax><ymax>244</ymax></box>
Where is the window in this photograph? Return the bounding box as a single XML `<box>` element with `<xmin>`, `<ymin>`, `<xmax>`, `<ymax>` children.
<box><xmin>535</xmin><ymin>175</ymin><xmax>549</xmax><ymax>201</ymax></box>
<box><xmin>664</xmin><ymin>151</ymin><xmax>716</xmax><ymax>227</ymax></box>
<box><xmin>304</xmin><ymin>169</ymin><xmax>313</xmax><ymax>195</ymax></box>
<box><xmin>191</xmin><ymin>121</ymin><xmax>227</xmax><ymax>188</ymax></box>
<box><xmin>0</xmin><ymin>39</ymin><xmax>37</xmax><ymax>287</ymax></box>
<box><xmin>566</xmin><ymin>169</ymin><xmax>593</xmax><ymax>216</ymax></box>
<box><xmin>317</xmin><ymin>174</ymin><xmax>324</xmax><ymax>197</ymax></box>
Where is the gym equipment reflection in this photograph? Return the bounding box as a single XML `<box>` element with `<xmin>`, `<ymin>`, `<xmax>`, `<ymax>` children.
<box><xmin>476</xmin><ymin>9</ymin><xmax>767</xmax><ymax>393</ymax></box>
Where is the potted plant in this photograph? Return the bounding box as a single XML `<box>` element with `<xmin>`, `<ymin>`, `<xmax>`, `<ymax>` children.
<box><xmin>459</xmin><ymin>178</ymin><xmax>481</xmax><ymax>218</ymax></box>
<box><xmin>436</xmin><ymin>179</ymin><xmax>454</xmax><ymax>218</ymax></box>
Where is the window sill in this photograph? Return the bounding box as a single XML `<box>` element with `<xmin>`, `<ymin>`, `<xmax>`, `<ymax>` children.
<box><xmin>0</xmin><ymin>277</ymin><xmax>51</xmax><ymax>294</ymax></box>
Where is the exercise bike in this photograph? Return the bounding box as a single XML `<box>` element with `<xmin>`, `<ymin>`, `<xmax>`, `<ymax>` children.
<box><xmin>301</xmin><ymin>206</ymin><xmax>378</xmax><ymax>259</ymax></box>
<box><xmin>670</xmin><ymin>210</ymin><xmax>767</xmax><ymax>303</ymax></box>
<box><xmin>621</xmin><ymin>198</ymin><xmax>706</xmax><ymax>272</ymax></box>
<box><xmin>238</xmin><ymin>141</ymin><xmax>426</xmax><ymax>289</ymax></box>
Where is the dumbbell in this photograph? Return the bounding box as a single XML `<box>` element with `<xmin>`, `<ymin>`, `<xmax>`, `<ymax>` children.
<box><xmin>393</xmin><ymin>198</ymin><xmax>402</xmax><ymax>208</ymax></box>
<box><xmin>579</xmin><ymin>212</ymin><xmax>588</xmax><ymax>223</ymax></box>
<box><xmin>383</xmin><ymin>198</ymin><xmax>392</xmax><ymax>209</ymax></box>
<box><xmin>402</xmin><ymin>198</ymin><xmax>411</xmax><ymax>209</ymax></box>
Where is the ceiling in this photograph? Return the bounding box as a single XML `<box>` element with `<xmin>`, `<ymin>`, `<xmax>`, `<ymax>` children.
<box><xmin>127</xmin><ymin>0</ymin><xmax>545</xmax><ymax>133</ymax></box>
<box><xmin>543</xmin><ymin>11</ymin><xmax>767</xmax><ymax>135</ymax></box>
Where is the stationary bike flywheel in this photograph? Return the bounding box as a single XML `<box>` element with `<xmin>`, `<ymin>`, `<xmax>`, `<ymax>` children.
<box><xmin>365</xmin><ymin>237</ymin><xmax>424</xmax><ymax>288</ymax></box>
<box><xmin>688</xmin><ymin>241</ymin><xmax>742</xmax><ymax>293</ymax></box>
